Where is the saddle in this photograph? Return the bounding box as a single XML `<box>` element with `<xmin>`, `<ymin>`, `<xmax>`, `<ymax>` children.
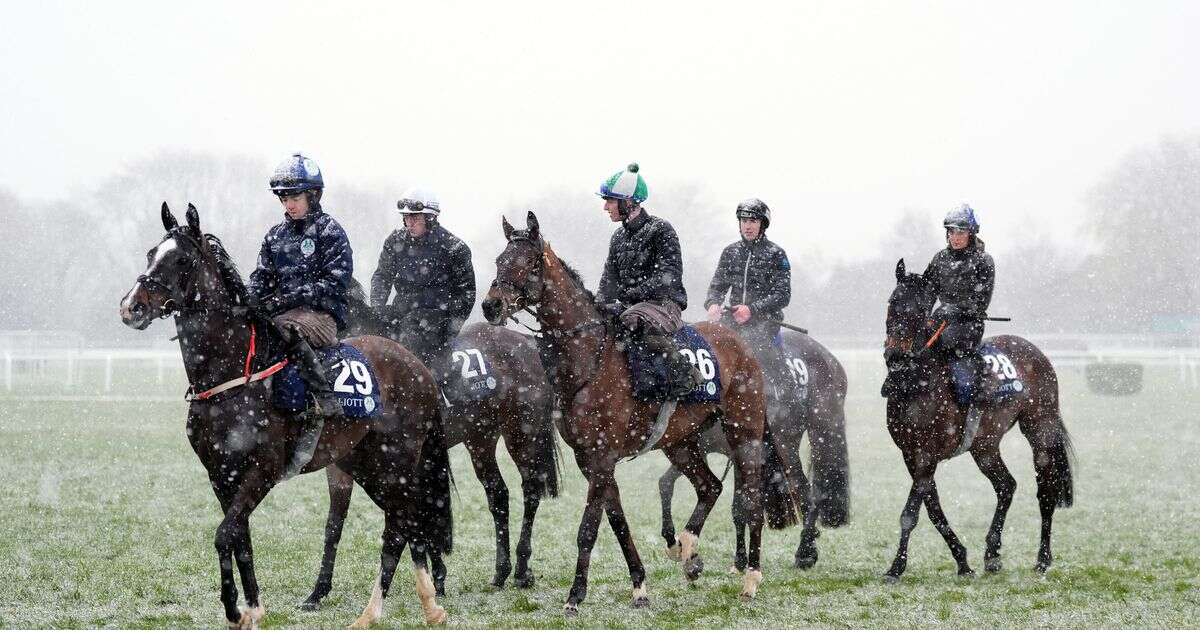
<box><xmin>625</xmin><ymin>325</ymin><xmax>722</xmax><ymax>403</ymax></box>
<box><xmin>272</xmin><ymin>343</ymin><xmax>383</xmax><ymax>418</ymax></box>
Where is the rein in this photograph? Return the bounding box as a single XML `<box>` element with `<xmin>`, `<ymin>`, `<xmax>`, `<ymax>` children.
<box><xmin>186</xmin><ymin>322</ymin><xmax>289</xmax><ymax>402</ymax></box>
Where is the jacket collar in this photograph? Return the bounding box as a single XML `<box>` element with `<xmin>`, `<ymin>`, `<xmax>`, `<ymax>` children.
<box><xmin>622</xmin><ymin>208</ymin><xmax>651</xmax><ymax>233</ymax></box>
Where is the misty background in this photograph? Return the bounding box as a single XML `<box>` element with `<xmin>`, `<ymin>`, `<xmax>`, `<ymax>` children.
<box><xmin>1</xmin><ymin>2</ymin><xmax>1198</xmax><ymax>346</ymax></box>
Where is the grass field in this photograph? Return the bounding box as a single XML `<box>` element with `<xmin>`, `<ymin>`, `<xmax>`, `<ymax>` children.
<box><xmin>1</xmin><ymin>363</ymin><xmax>1197</xmax><ymax>628</ymax></box>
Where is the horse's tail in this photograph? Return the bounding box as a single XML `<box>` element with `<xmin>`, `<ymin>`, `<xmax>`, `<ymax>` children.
<box><xmin>762</xmin><ymin>422</ymin><xmax>801</xmax><ymax>529</ymax></box>
<box><xmin>417</xmin><ymin>404</ymin><xmax>454</xmax><ymax>555</ymax></box>
<box><xmin>1049</xmin><ymin>413</ymin><xmax>1076</xmax><ymax>509</ymax></box>
<box><xmin>532</xmin><ymin>396</ymin><xmax>561</xmax><ymax>499</ymax></box>
<box><xmin>809</xmin><ymin>360</ymin><xmax>851</xmax><ymax>527</ymax></box>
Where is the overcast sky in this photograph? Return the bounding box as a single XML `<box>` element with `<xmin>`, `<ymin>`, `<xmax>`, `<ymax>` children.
<box><xmin>2</xmin><ymin>1</ymin><xmax>1198</xmax><ymax>258</ymax></box>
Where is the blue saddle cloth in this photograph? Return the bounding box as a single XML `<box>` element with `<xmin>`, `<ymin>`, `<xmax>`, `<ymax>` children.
<box><xmin>626</xmin><ymin>325</ymin><xmax>722</xmax><ymax>403</ymax></box>
<box><xmin>442</xmin><ymin>340</ymin><xmax>500</xmax><ymax>403</ymax></box>
<box><xmin>272</xmin><ymin>343</ymin><xmax>383</xmax><ymax>418</ymax></box>
<box><xmin>950</xmin><ymin>342</ymin><xmax>1027</xmax><ymax>404</ymax></box>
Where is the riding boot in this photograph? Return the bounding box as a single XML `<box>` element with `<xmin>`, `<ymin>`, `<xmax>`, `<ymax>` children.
<box><xmin>641</xmin><ymin>330</ymin><xmax>702</xmax><ymax>400</ymax></box>
<box><xmin>284</xmin><ymin>336</ymin><xmax>340</xmax><ymax>479</ymax></box>
<box><xmin>952</xmin><ymin>353</ymin><xmax>988</xmax><ymax>457</ymax></box>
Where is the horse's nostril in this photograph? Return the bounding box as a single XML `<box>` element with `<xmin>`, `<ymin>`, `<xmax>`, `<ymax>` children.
<box><xmin>132</xmin><ymin>302</ymin><xmax>146</xmax><ymax>315</ymax></box>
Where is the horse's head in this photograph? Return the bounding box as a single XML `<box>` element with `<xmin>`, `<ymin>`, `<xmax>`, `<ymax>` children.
<box><xmin>884</xmin><ymin>258</ymin><xmax>936</xmax><ymax>365</ymax></box>
<box><xmin>119</xmin><ymin>202</ymin><xmax>219</xmax><ymax>330</ymax></box>
<box><xmin>482</xmin><ymin>211</ymin><xmax>545</xmax><ymax>325</ymax></box>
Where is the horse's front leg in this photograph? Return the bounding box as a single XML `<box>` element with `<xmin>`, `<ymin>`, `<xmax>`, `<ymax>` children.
<box><xmin>602</xmin><ymin>477</ymin><xmax>649</xmax><ymax>608</ymax></box>
<box><xmin>564</xmin><ymin>459</ymin><xmax>612</xmax><ymax>617</ymax></box>
<box><xmin>214</xmin><ymin>466</ymin><xmax>276</xmax><ymax>629</ymax></box>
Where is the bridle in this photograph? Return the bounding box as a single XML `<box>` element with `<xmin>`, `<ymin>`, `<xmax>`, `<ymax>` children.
<box><xmin>136</xmin><ymin>231</ymin><xmax>230</xmax><ymax>319</ymax></box>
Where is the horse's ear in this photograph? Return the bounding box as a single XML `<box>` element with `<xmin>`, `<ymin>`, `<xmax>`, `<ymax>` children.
<box><xmin>161</xmin><ymin>202</ymin><xmax>179</xmax><ymax>231</ymax></box>
<box><xmin>185</xmin><ymin>203</ymin><xmax>201</xmax><ymax>236</ymax></box>
<box><xmin>526</xmin><ymin>211</ymin><xmax>540</xmax><ymax>240</ymax></box>
<box><xmin>895</xmin><ymin>258</ymin><xmax>906</xmax><ymax>281</ymax></box>
<box><xmin>502</xmin><ymin>215</ymin><xmax>515</xmax><ymax>241</ymax></box>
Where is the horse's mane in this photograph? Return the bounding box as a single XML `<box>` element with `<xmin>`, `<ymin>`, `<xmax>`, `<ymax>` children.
<box><xmin>541</xmin><ymin>240</ymin><xmax>595</xmax><ymax>304</ymax></box>
<box><xmin>201</xmin><ymin>233</ymin><xmax>248</xmax><ymax>306</ymax></box>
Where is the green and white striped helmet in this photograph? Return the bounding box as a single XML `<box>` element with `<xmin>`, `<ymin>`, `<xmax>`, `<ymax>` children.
<box><xmin>597</xmin><ymin>163</ymin><xmax>649</xmax><ymax>203</ymax></box>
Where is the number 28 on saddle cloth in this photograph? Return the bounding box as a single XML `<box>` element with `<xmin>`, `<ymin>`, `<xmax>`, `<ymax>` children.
<box><xmin>626</xmin><ymin>325</ymin><xmax>722</xmax><ymax>402</ymax></box>
<box><xmin>272</xmin><ymin>343</ymin><xmax>383</xmax><ymax>417</ymax></box>
<box><xmin>950</xmin><ymin>342</ymin><xmax>1027</xmax><ymax>403</ymax></box>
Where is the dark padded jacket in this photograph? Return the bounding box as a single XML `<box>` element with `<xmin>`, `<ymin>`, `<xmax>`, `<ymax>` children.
<box><xmin>704</xmin><ymin>236</ymin><xmax>792</xmax><ymax>325</ymax></box>
<box><xmin>597</xmin><ymin>210</ymin><xmax>688</xmax><ymax>310</ymax></box>
<box><xmin>370</xmin><ymin>224</ymin><xmax>475</xmax><ymax>332</ymax></box>
<box><xmin>247</xmin><ymin>209</ymin><xmax>354</xmax><ymax>329</ymax></box>
<box><xmin>922</xmin><ymin>239</ymin><xmax>995</xmax><ymax>320</ymax></box>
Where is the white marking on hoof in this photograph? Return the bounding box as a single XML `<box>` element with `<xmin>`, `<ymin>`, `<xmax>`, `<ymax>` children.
<box><xmin>415</xmin><ymin>567</ymin><xmax>446</xmax><ymax>625</ymax></box>
<box><xmin>563</xmin><ymin>602</ymin><xmax>579</xmax><ymax>617</ymax></box>
<box><xmin>631</xmin><ymin>583</ymin><xmax>649</xmax><ymax>608</ymax></box>
<box><xmin>350</xmin><ymin>572</ymin><xmax>384</xmax><ymax>629</ymax></box>
<box><xmin>230</xmin><ymin>608</ymin><xmax>258</xmax><ymax>630</ymax></box>
<box><xmin>678</xmin><ymin>531</ymin><xmax>699</xmax><ymax>563</ymax></box>
<box><xmin>666</xmin><ymin>541</ymin><xmax>682</xmax><ymax>562</ymax></box>
<box><xmin>739</xmin><ymin>569</ymin><xmax>763</xmax><ymax>600</ymax></box>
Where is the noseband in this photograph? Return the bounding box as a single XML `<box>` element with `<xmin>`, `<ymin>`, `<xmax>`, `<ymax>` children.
<box><xmin>137</xmin><ymin>232</ymin><xmax>219</xmax><ymax>318</ymax></box>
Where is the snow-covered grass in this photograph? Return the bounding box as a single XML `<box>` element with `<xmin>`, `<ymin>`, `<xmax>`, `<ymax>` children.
<box><xmin>1</xmin><ymin>367</ymin><xmax>1197</xmax><ymax>627</ymax></box>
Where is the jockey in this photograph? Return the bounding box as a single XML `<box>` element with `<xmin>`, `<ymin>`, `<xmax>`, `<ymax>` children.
<box><xmin>247</xmin><ymin>152</ymin><xmax>354</xmax><ymax>477</ymax></box>
<box><xmin>370</xmin><ymin>188</ymin><xmax>476</xmax><ymax>383</ymax></box>
<box><xmin>923</xmin><ymin>203</ymin><xmax>995</xmax><ymax>411</ymax></box>
<box><xmin>596</xmin><ymin>163</ymin><xmax>700</xmax><ymax>399</ymax></box>
<box><xmin>704</xmin><ymin>198</ymin><xmax>797</xmax><ymax>402</ymax></box>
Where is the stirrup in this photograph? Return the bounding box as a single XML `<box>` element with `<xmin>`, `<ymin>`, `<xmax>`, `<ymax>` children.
<box><xmin>951</xmin><ymin>405</ymin><xmax>983</xmax><ymax>458</ymax></box>
<box><xmin>283</xmin><ymin>416</ymin><xmax>325</xmax><ymax>480</ymax></box>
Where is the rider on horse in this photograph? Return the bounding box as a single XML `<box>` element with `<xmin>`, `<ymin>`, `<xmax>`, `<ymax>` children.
<box><xmin>923</xmin><ymin>204</ymin><xmax>995</xmax><ymax>415</ymax></box>
<box><xmin>370</xmin><ymin>188</ymin><xmax>476</xmax><ymax>382</ymax></box>
<box><xmin>247</xmin><ymin>152</ymin><xmax>354</xmax><ymax>477</ymax></box>
<box><xmin>596</xmin><ymin>163</ymin><xmax>700</xmax><ymax>399</ymax></box>
<box><xmin>704</xmin><ymin>198</ymin><xmax>797</xmax><ymax>402</ymax></box>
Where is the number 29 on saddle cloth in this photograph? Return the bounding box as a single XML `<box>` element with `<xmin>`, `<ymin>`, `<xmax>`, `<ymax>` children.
<box><xmin>271</xmin><ymin>343</ymin><xmax>383</xmax><ymax>417</ymax></box>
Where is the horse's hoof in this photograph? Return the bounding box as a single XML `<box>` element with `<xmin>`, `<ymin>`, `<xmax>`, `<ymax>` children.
<box><xmin>984</xmin><ymin>557</ymin><xmax>1002</xmax><ymax>573</ymax></box>
<box><xmin>514</xmin><ymin>571</ymin><xmax>535</xmax><ymax>589</ymax></box>
<box><xmin>424</xmin><ymin>605</ymin><xmax>447</xmax><ymax>625</ymax></box>
<box><xmin>666</xmin><ymin>542</ymin><xmax>682</xmax><ymax>562</ymax></box>
<box><xmin>298</xmin><ymin>598</ymin><xmax>321</xmax><ymax>611</ymax></box>
<box><xmin>794</xmin><ymin>551</ymin><xmax>818</xmax><ymax>570</ymax></box>
<box><xmin>684</xmin><ymin>555</ymin><xmax>705</xmax><ymax>582</ymax></box>
<box><xmin>738</xmin><ymin>569</ymin><xmax>763</xmax><ymax>601</ymax></box>
<box><xmin>957</xmin><ymin>568</ymin><xmax>976</xmax><ymax>579</ymax></box>
<box><xmin>435</xmin><ymin>585</ymin><xmax>446</xmax><ymax>598</ymax></box>
<box><xmin>563</xmin><ymin>603</ymin><xmax>579</xmax><ymax>617</ymax></box>
<box><xmin>631</xmin><ymin>595</ymin><xmax>650</xmax><ymax>608</ymax></box>
<box><xmin>882</xmin><ymin>573</ymin><xmax>901</xmax><ymax>585</ymax></box>
<box><xmin>1035</xmin><ymin>562</ymin><xmax>1051</xmax><ymax>574</ymax></box>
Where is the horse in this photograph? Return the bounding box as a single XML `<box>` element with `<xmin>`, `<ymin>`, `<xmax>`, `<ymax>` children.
<box><xmin>481</xmin><ymin>211</ymin><xmax>792</xmax><ymax>616</ymax></box>
<box><xmin>118</xmin><ymin>203</ymin><xmax>453</xmax><ymax>627</ymax></box>
<box><xmin>882</xmin><ymin>258</ymin><xmax>1075</xmax><ymax>580</ymax></box>
<box><xmin>659</xmin><ymin>328</ymin><xmax>850</xmax><ymax>572</ymax></box>
<box><xmin>300</xmin><ymin>315</ymin><xmax>559</xmax><ymax>607</ymax></box>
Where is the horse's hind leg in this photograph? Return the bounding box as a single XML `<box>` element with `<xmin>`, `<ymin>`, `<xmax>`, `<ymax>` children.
<box><xmin>1020</xmin><ymin>409</ymin><xmax>1074</xmax><ymax>573</ymax></box>
<box><xmin>663</xmin><ymin>440</ymin><xmax>723</xmax><ymax>582</ymax></box>
<box><xmin>302</xmin><ymin>464</ymin><xmax>355</xmax><ymax>610</ymax></box>
<box><xmin>971</xmin><ymin>443</ymin><xmax>1016</xmax><ymax>573</ymax></box>
<box><xmin>922</xmin><ymin>479</ymin><xmax>973</xmax><ymax>576</ymax></box>
<box><xmin>465</xmin><ymin>433</ymin><xmax>513</xmax><ymax>588</ymax></box>
<box><xmin>505</xmin><ymin>430</ymin><xmax>546</xmax><ymax>589</ymax></box>
<box><xmin>729</xmin><ymin>460</ymin><xmax>748</xmax><ymax>573</ymax></box>
<box><xmin>657</xmin><ymin>464</ymin><xmax>684</xmax><ymax>560</ymax></box>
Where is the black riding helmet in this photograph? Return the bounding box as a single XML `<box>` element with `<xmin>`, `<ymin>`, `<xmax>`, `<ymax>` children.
<box><xmin>735</xmin><ymin>198</ymin><xmax>771</xmax><ymax>230</ymax></box>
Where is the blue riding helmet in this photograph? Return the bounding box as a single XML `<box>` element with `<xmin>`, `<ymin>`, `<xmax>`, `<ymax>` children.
<box><xmin>943</xmin><ymin>203</ymin><xmax>980</xmax><ymax>234</ymax></box>
<box><xmin>270</xmin><ymin>153</ymin><xmax>324</xmax><ymax>196</ymax></box>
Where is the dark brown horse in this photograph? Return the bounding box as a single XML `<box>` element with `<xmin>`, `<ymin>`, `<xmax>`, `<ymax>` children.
<box><xmin>119</xmin><ymin>203</ymin><xmax>453</xmax><ymax>627</ymax></box>
<box><xmin>300</xmin><ymin>319</ymin><xmax>559</xmax><ymax>608</ymax></box>
<box><xmin>659</xmin><ymin>328</ymin><xmax>850</xmax><ymax>572</ymax></box>
<box><xmin>482</xmin><ymin>212</ymin><xmax>787</xmax><ymax>616</ymax></box>
<box><xmin>882</xmin><ymin>259</ymin><xmax>1075</xmax><ymax>580</ymax></box>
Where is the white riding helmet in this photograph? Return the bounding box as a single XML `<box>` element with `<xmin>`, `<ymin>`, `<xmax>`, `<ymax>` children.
<box><xmin>397</xmin><ymin>188</ymin><xmax>440</xmax><ymax>216</ymax></box>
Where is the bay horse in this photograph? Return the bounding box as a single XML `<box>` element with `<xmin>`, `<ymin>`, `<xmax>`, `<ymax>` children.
<box><xmin>481</xmin><ymin>212</ymin><xmax>787</xmax><ymax>616</ymax></box>
<box><xmin>660</xmin><ymin>328</ymin><xmax>850</xmax><ymax>572</ymax></box>
<box><xmin>119</xmin><ymin>203</ymin><xmax>453</xmax><ymax>627</ymax></box>
<box><xmin>882</xmin><ymin>259</ymin><xmax>1075</xmax><ymax>580</ymax></box>
<box><xmin>300</xmin><ymin>317</ymin><xmax>559</xmax><ymax>607</ymax></box>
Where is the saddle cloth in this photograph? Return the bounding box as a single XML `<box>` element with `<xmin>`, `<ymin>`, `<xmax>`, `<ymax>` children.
<box><xmin>441</xmin><ymin>339</ymin><xmax>501</xmax><ymax>403</ymax></box>
<box><xmin>951</xmin><ymin>342</ymin><xmax>1027</xmax><ymax>404</ymax></box>
<box><xmin>272</xmin><ymin>343</ymin><xmax>382</xmax><ymax>418</ymax></box>
<box><xmin>626</xmin><ymin>325</ymin><xmax>722</xmax><ymax>403</ymax></box>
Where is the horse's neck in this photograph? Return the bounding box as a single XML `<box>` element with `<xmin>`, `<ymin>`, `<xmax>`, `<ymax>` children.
<box><xmin>175</xmin><ymin>300</ymin><xmax>253</xmax><ymax>391</ymax></box>
<box><xmin>539</xmin><ymin>259</ymin><xmax>607</xmax><ymax>397</ymax></box>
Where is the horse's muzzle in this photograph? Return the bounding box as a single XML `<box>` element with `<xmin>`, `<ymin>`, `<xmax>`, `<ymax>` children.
<box><xmin>481</xmin><ymin>296</ymin><xmax>507</xmax><ymax>326</ymax></box>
